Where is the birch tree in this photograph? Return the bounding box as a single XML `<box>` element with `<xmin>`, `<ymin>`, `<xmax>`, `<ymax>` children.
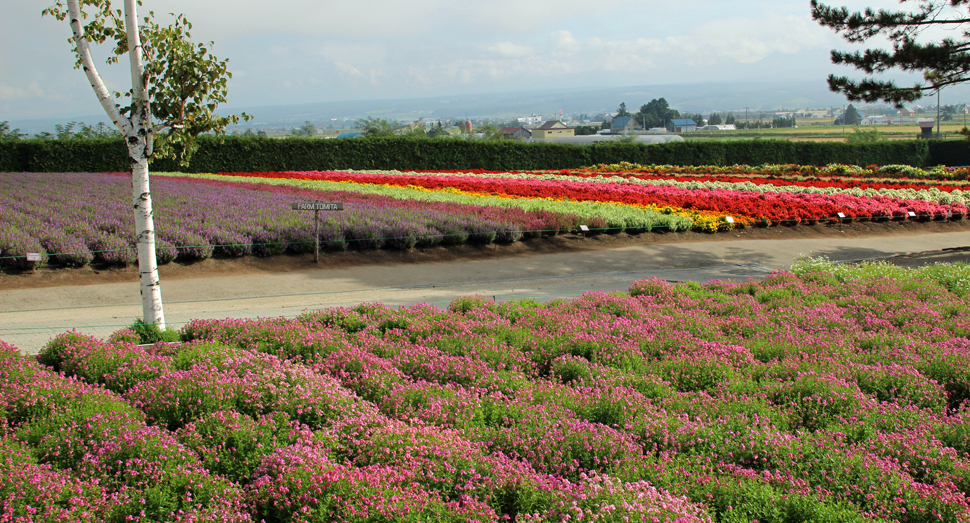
<box><xmin>44</xmin><ymin>0</ymin><xmax>249</xmax><ymax>328</ymax></box>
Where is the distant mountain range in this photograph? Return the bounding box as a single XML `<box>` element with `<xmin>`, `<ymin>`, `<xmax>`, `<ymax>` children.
<box><xmin>231</xmin><ymin>80</ymin><xmax>865</xmax><ymax>128</ymax></box>
<box><xmin>9</xmin><ymin>80</ymin><xmax>970</xmax><ymax>134</ymax></box>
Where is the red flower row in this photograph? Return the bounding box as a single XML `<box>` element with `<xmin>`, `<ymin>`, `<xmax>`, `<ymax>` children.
<box><xmin>213</xmin><ymin>171</ymin><xmax>966</xmax><ymax>224</ymax></box>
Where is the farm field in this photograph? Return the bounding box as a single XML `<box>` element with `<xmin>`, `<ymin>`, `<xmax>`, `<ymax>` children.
<box><xmin>684</xmin><ymin>120</ymin><xmax>970</xmax><ymax>141</ymax></box>
<box><xmin>2</xmin><ymin>259</ymin><xmax>970</xmax><ymax>521</ymax></box>
<box><xmin>3</xmin><ymin>163</ymin><xmax>970</xmax><ymax>271</ymax></box>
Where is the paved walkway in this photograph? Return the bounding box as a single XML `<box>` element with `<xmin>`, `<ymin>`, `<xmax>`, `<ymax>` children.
<box><xmin>2</xmin><ymin>230</ymin><xmax>969</xmax><ymax>354</ymax></box>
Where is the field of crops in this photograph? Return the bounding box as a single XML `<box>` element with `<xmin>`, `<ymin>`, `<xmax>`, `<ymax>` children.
<box><xmin>3</xmin><ymin>164</ymin><xmax>970</xmax><ymax>270</ymax></box>
<box><xmin>1</xmin><ymin>259</ymin><xmax>970</xmax><ymax>522</ymax></box>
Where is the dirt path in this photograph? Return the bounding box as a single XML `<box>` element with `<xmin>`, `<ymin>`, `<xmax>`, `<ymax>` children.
<box><xmin>2</xmin><ymin>220</ymin><xmax>969</xmax><ymax>353</ymax></box>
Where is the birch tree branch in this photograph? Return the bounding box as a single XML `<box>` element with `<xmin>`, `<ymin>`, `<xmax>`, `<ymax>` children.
<box><xmin>123</xmin><ymin>0</ymin><xmax>152</xmax><ymax>156</ymax></box>
<box><xmin>66</xmin><ymin>0</ymin><xmax>132</xmax><ymax>135</ymax></box>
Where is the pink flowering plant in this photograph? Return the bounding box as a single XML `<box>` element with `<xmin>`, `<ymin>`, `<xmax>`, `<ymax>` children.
<box><xmin>3</xmin><ymin>258</ymin><xmax>970</xmax><ymax>520</ymax></box>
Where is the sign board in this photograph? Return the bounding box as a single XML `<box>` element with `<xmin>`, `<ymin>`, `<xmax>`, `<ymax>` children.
<box><xmin>26</xmin><ymin>253</ymin><xmax>41</xmax><ymax>262</ymax></box>
<box><xmin>837</xmin><ymin>213</ymin><xmax>846</xmax><ymax>219</ymax></box>
<box><xmin>579</xmin><ymin>225</ymin><xmax>589</xmax><ymax>232</ymax></box>
<box><xmin>292</xmin><ymin>202</ymin><xmax>343</xmax><ymax>211</ymax></box>
<box><xmin>908</xmin><ymin>211</ymin><xmax>917</xmax><ymax>218</ymax></box>
<box><xmin>725</xmin><ymin>216</ymin><xmax>735</xmax><ymax>224</ymax></box>
<box><xmin>291</xmin><ymin>201</ymin><xmax>344</xmax><ymax>263</ymax></box>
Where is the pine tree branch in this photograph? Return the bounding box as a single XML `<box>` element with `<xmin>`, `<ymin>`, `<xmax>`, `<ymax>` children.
<box><xmin>814</xmin><ymin>0</ymin><xmax>970</xmax><ymax>104</ymax></box>
<box><xmin>811</xmin><ymin>0</ymin><xmax>968</xmax><ymax>42</ymax></box>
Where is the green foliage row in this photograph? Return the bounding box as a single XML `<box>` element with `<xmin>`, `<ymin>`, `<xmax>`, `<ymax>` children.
<box><xmin>2</xmin><ymin>135</ymin><xmax>968</xmax><ymax>172</ymax></box>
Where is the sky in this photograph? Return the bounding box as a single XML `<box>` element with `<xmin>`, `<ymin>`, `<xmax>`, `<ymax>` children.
<box><xmin>0</xmin><ymin>0</ymin><xmax>961</xmax><ymax>121</ymax></box>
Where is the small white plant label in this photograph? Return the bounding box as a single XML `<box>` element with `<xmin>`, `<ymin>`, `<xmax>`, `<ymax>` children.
<box><xmin>726</xmin><ymin>217</ymin><xmax>735</xmax><ymax>224</ymax></box>
<box><xmin>26</xmin><ymin>253</ymin><xmax>41</xmax><ymax>262</ymax></box>
<box><xmin>837</xmin><ymin>213</ymin><xmax>845</xmax><ymax>219</ymax></box>
<box><xmin>908</xmin><ymin>211</ymin><xmax>917</xmax><ymax>218</ymax></box>
<box><xmin>580</xmin><ymin>225</ymin><xmax>589</xmax><ymax>232</ymax></box>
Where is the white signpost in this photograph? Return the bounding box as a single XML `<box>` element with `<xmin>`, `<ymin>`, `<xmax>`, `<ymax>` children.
<box><xmin>291</xmin><ymin>201</ymin><xmax>344</xmax><ymax>262</ymax></box>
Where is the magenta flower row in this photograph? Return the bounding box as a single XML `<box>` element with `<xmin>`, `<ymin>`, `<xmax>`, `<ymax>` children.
<box><xmin>2</xmin><ymin>269</ymin><xmax>969</xmax><ymax>521</ymax></box>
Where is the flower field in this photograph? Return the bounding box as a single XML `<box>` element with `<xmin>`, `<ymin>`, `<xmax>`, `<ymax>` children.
<box><xmin>182</xmin><ymin>166</ymin><xmax>970</xmax><ymax>231</ymax></box>
<box><xmin>3</xmin><ymin>163</ymin><xmax>970</xmax><ymax>270</ymax></box>
<box><xmin>2</xmin><ymin>259</ymin><xmax>970</xmax><ymax>521</ymax></box>
<box><xmin>0</xmin><ymin>172</ymin><xmax>586</xmax><ymax>270</ymax></box>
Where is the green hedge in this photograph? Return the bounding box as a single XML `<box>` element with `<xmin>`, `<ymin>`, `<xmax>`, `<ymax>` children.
<box><xmin>3</xmin><ymin>135</ymin><xmax>965</xmax><ymax>173</ymax></box>
<box><xmin>0</xmin><ymin>138</ymin><xmax>132</xmax><ymax>173</ymax></box>
<box><xmin>928</xmin><ymin>139</ymin><xmax>970</xmax><ymax>167</ymax></box>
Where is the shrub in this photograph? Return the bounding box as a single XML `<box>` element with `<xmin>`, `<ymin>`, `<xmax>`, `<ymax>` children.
<box><xmin>177</xmin><ymin>410</ymin><xmax>315</xmax><ymax>484</ymax></box>
<box><xmin>126</xmin><ymin>319</ymin><xmax>181</xmax><ymax>344</ymax></box>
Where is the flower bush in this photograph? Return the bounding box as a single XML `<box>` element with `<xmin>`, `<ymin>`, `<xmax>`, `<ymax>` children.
<box><xmin>3</xmin><ymin>260</ymin><xmax>970</xmax><ymax>520</ymax></box>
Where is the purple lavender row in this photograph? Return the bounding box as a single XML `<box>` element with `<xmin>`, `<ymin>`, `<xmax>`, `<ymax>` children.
<box><xmin>0</xmin><ymin>172</ymin><xmax>578</xmax><ymax>269</ymax></box>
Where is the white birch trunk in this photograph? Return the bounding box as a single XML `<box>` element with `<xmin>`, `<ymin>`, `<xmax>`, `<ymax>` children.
<box><xmin>124</xmin><ymin>0</ymin><xmax>165</xmax><ymax>329</ymax></box>
<box><xmin>129</xmin><ymin>145</ymin><xmax>164</xmax><ymax>328</ymax></box>
<box><xmin>66</xmin><ymin>0</ymin><xmax>165</xmax><ymax>328</ymax></box>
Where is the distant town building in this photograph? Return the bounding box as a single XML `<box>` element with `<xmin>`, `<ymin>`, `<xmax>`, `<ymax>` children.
<box><xmin>666</xmin><ymin>119</ymin><xmax>697</xmax><ymax>133</ymax></box>
<box><xmin>335</xmin><ymin>132</ymin><xmax>365</xmax><ymax>139</ymax></box>
<box><xmin>531</xmin><ymin>121</ymin><xmax>575</xmax><ymax>141</ymax></box>
<box><xmin>610</xmin><ymin>116</ymin><xmax>638</xmax><ymax>134</ymax></box>
<box><xmin>517</xmin><ymin>115</ymin><xmax>543</xmax><ymax>127</ymax></box>
<box><xmin>500</xmin><ymin>126</ymin><xmax>532</xmax><ymax>140</ymax></box>
<box><xmin>802</xmin><ymin>110</ymin><xmax>830</xmax><ymax>119</ymax></box>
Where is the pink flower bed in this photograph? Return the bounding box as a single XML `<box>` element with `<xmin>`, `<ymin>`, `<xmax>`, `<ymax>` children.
<box><xmin>2</xmin><ymin>266</ymin><xmax>970</xmax><ymax>521</ymax></box>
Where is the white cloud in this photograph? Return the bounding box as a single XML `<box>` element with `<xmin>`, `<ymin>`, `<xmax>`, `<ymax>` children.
<box><xmin>550</xmin><ymin>31</ymin><xmax>581</xmax><ymax>56</ymax></box>
<box><xmin>334</xmin><ymin>61</ymin><xmax>365</xmax><ymax>81</ymax></box>
<box><xmin>413</xmin><ymin>14</ymin><xmax>825</xmax><ymax>87</ymax></box>
<box><xmin>143</xmin><ymin>0</ymin><xmax>643</xmax><ymax>39</ymax></box>
<box><xmin>0</xmin><ymin>81</ymin><xmax>69</xmax><ymax>102</ymax></box>
<box><xmin>332</xmin><ymin>61</ymin><xmax>383</xmax><ymax>86</ymax></box>
<box><xmin>488</xmin><ymin>42</ymin><xmax>535</xmax><ymax>59</ymax></box>
<box><xmin>6</xmin><ymin>0</ymin><xmax>944</xmax><ymax>119</ymax></box>
<box><xmin>667</xmin><ymin>14</ymin><xmax>829</xmax><ymax>65</ymax></box>
<box><xmin>316</xmin><ymin>43</ymin><xmax>387</xmax><ymax>65</ymax></box>
<box><xmin>392</xmin><ymin>13</ymin><xmax>832</xmax><ymax>92</ymax></box>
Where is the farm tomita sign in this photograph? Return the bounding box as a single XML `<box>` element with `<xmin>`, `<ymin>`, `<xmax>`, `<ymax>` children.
<box><xmin>292</xmin><ymin>201</ymin><xmax>344</xmax><ymax>262</ymax></box>
<box><xmin>291</xmin><ymin>202</ymin><xmax>344</xmax><ymax>211</ymax></box>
